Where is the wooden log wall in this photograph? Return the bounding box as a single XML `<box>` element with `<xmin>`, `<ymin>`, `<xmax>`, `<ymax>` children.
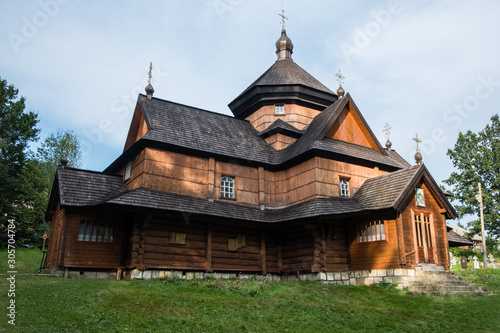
<box><xmin>324</xmin><ymin>222</ymin><xmax>349</xmax><ymax>272</ymax></box>
<box><xmin>61</xmin><ymin>210</ymin><xmax>126</xmax><ymax>268</ymax></box>
<box><xmin>211</xmin><ymin>223</ymin><xmax>261</xmax><ymax>271</ymax></box>
<box><xmin>142</xmin><ymin>217</ymin><xmax>207</xmax><ymax>270</ymax></box>
<box><xmin>214</xmin><ymin>161</ymin><xmax>259</xmax><ymax>206</ymax></box>
<box><xmin>245</xmin><ymin>104</ymin><xmax>321</xmax><ymax>132</ymax></box>
<box><xmin>348</xmin><ymin>218</ymin><xmax>401</xmax><ymax>270</ymax></box>
<box><xmin>118</xmin><ymin>148</ymin><xmax>388</xmax><ymax>209</ymax></box>
<box><xmin>281</xmin><ymin>225</ymin><xmax>315</xmax><ymax>272</ymax></box>
<box><xmin>264</xmin><ymin>157</ymin><xmax>388</xmax><ymax>207</ymax></box>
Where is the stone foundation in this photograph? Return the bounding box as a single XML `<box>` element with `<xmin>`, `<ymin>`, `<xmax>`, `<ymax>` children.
<box><xmin>122</xmin><ymin>268</ymin><xmax>417</xmax><ymax>289</ymax></box>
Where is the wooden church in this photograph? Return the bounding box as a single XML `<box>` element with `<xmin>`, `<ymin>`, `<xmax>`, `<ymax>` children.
<box><xmin>45</xmin><ymin>26</ymin><xmax>457</xmax><ymax>280</ymax></box>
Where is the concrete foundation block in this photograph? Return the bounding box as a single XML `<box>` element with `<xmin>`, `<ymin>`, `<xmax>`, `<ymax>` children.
<box><xmin>341</xmin><ymin>272</ymin><xmax>349</xmax><ymax>280</ymax></box>
<box><xmin>95</xmin><ymin>272</ymin><xmax>109</xmax><ymax>280</ymax></box>
<box><xmin>356</xmin><ymin>278</ymin><xmax>365</xmax><ymax>285</ymax></box>
<box><xmin>142</xmin><ymin>270</ymin><xmax>152</xmax><ymax>280</ymax></box>
<box><xmin>185</xmin><ymin>272</ymin><xmax>195</xmax><ymax>280</ymax></box>
<box><xmin>68</xmin><ymin>271</ymin><xmax>80</xmax><ymax>279</ymax></box>
<box><xmin>334</xmin><ymin>272</ymin><xmax>342</xmax><ymax>281</ymax></box>
<box><xmin>82</xmin><ymin>271</ymin><xmax>97</xmax><ymax>279</ymax></box>
<box><xmin>349</xmin><ymin>278</ymin><xmax>356</xmax><ymax>285</ymax></box>
<box><xmin>387</xmin><ymin>269</ymin><xmax>394</xmax><ymax>276</ymax></box>
<box><xmin>326</xmin><ymin>272</ymin><xmax>334</xmax><ymax>281</ymax></box>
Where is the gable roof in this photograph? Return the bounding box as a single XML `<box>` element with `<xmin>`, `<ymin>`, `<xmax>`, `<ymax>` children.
<box><xmin>50</xmin><ymin>164</ymin><xmax>454</xmax><ymax>223</ymax></box>
<box><xmin>258</xmin><ymin>119</ymin><xmax>304</xmax><ymax>139</ymax></box>
<box><xmin>353</xmin><ymin>164</ymin><xmax>457</xmax><ymax>219</ymax></box>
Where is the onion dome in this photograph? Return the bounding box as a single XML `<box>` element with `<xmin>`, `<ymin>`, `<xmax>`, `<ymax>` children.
<box><xmin>415</xmin><ymin>151</ymin><xmax>422</xmax><ymax>165</ymax></box>
<box><xmin>145</xmin><ymin>83</ymin><xmax>154</xmax><ymax>98</ymax></box>
<box><xmin>385</xmin><ymin>139</ymin><xmax>392</xmax><ymax>151</ymax></box>
<box><xmin>276</xmin><ymin>29</ymin><xmax>293</xmax><ymax>60</ymax></box>
<box><xmin>59</xmin><ymin>156</ymin><xmax>68</xmax><ymax>167</ymax></box>
<box><xmin>336</xmin><ymin>86</ymin><xmax>345</xmax><ymax>99</ymax></box>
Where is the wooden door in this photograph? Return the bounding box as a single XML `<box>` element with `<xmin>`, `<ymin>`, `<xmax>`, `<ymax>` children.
<box><xmin>413</xmin><ymin>212</ymin><xmax>435</xmax><ymax>264</ymax></box>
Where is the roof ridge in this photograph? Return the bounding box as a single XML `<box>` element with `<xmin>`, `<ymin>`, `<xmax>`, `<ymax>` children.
<box><xmin>139</xmin><ymin>94</ymin><xmax>239</xmax><ymax>121</ymax></box>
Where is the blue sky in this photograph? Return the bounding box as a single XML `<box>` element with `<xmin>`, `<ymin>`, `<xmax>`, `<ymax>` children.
<box><xmin>1</xmin><ymin>0</ymin><xmax>500</xmax><ymax>225</ymax></box>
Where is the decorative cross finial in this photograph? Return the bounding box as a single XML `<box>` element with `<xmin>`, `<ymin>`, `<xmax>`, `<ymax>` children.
<box><xmin>335</xmin><ymin>69</ymin><xmax>345</xmax><ymax>87</ymax></box>
<box><xmin>148</xmin><ymin>61</ymin><xmax>153</xmax><ymax>85</ymax></box>
<box><xmin>383</xmin><ymin>123</ymin><xmax>391</xmax><ymax>140</ymax></box>
<box><xmin>279</xmin><ymin>9</ymin><xmax>288</xmax><ymax>30</ymax></box>
<box><xmin>145</xmin><ymin>61</ymin><xmax>155</xmax><ymax>99</ymax></box>
<box><xmin>413</xmin><ymin>133</ymin><xmax>422</xmax><ymax>152</ymax></box>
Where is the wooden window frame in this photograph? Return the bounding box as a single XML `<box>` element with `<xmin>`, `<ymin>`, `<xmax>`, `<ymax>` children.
<box><xmin>411</xmin><ymin>209</ymin><xmax>437</xmax><ymax>264</ymax></box>
<box><xmin>358</xmin><ymin>220</ymin><xmax>388</xmax><ymax>243</ymax></box>
<box><xmin>77</xmin><ymin>220</ymin><xmax>115</xmax><ymax>244</ymax></box>
<box><xmin>274</xmin><ymin>104</ymin><xmax>285</xmax><ymax>115</ymax></box>
<box><xmin>339</xmin><ymin>177</ymin><xmax>350</xmax><ymax>197</ymax></box>
<box><xmin>124</xmin><ymin>161</ymin><xmax>132</xmax><ymax>180</ymax></box>
<box><xmin>220</xmin><ymin>175</ymin><xmax>236</xmax><ymax>200</ymax></box>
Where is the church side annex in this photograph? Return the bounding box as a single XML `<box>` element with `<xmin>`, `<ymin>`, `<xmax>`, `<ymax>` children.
<box><xmin>44</xmin><ymin>25</ymin><xmax>457</xmax><ymax>283</ymax></box>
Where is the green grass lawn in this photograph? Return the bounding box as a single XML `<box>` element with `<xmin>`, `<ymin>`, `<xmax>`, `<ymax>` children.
<box><xmin>1</xmin><ymin>249</ymin><xmax>499</xmax><ymax>332</ymax></box>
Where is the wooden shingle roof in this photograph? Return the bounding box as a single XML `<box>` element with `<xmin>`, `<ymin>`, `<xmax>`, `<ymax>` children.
<box><xmin>234</xmin><ymin>58</ymin><xmax>335</xmax><ymax>98</ymax></box>
<box><xmin>106</xmin><ymin>94</ymin><xmax>407</xmax><ymax>173</ymax></box>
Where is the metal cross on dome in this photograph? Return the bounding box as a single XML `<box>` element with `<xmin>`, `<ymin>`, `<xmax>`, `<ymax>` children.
<box><xmin>335</xmin><ymin>69</ymin><xmax>345</xmax><ymax>87</ymax></box>
<box><xmin>383</xmin><ymin>123</ymin><xmax>391</xmax><ymax>140</ymax></box>
<box><xmin>413</xmin><ymin>133</ymin><xmax>422</xmax><ymax>152</ymax></box>
<box><xmin>148</xmin><ymin>62</ymin><xmax>153</xmax><ymax>85</ymax></box>
<box><xmin>279</xmin><ymin>9</ymin><xmax>288</xmax><ymax>30</ymax></box>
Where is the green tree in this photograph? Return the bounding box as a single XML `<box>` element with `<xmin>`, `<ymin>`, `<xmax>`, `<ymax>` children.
<box><xmin>0</xmin><ymin>77</ymin><xmax>39</xmax><ymax>238</ymax></box>
<box><xmin>444</xmin><ymin>114</ymin><xmax>500</xmax><ymax>239</ymax></box>
<box><xmin>14</xmin><ymin>129</ymin><xmax>82</xmax><ymax>244</ymax></box>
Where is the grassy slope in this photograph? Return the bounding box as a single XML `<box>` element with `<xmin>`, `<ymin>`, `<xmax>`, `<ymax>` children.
<box><xmin>1</xmin><ymin>249</ymin><xmax>499</xmax><ymax>333</ymax></box>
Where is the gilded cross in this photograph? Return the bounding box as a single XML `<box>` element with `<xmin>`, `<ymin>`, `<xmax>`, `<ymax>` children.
<box><xmin>148</xmin><ymin>62</ymin><xmax>153</xmax><ymax>85</ymax></box>
<box><xmin>335</xmin><ymin>69</ymin><xmax>345</xmax><ymax>87</ymax></box>
<box><xmin>383</xmin><ymin>123</ymin><xmax>391</xmax><ymax>140</ymax></box>
<box><xmin>279</xmin><ymin>9</ymin><xmax>288</xmax><ymax>30</ymax></box>
<box><xmin>413</xmin><ymin>133</ymin><xmax>422</xmax><ymax>152</ymax></box>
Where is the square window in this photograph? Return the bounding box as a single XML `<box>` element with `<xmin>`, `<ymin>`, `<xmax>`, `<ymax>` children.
<box><xmin>221</xmin><ymin>176</ymin><xmax>235</xmax><ymax>199</ymax></box>
<box><xmin>340</xmin><ymin>178</ymin><xmax>350</xmax><ymax>197</ymax></box>
<box><xmin>275</xmin><ymin>105</ymin><xmax>285</xmax><ymax>114</ymax></box>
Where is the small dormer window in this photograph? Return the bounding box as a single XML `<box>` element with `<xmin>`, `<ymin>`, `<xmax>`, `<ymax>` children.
<box><xmin>125</xmin><ymin>161</ymin><xmax>131</xmax><ymax>180</ymax></box>
<box><xmin>340</xmin><ymin>178</ymin><xmax>350</xmax><ymax>197</ymax></box>
<box><xmin>221</xmin><ymin>176</ymin><xmax>235</xmax><ymax>199</ymax></box>
<box><xmin>275</xmin><ymin>104</ymin><xmax>285</xmax><ymax>114</ymax></box>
